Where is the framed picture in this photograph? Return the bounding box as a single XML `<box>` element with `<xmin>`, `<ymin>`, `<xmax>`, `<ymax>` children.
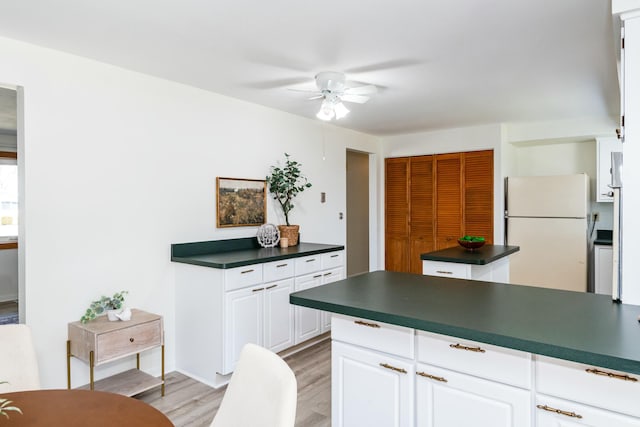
<box><xmin>216</xmin><ymin>177</ymin><xmax>267</xmax><ymax>228</ymax></box>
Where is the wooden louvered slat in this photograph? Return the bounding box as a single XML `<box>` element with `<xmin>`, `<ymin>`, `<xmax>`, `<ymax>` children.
<box><xmin>385</xmin><ymin>158</ymin><xmax>410</xmax><ymax>271</ymax></box>
<box><xmin>409</xmin><ymin>156</ymin><xmax>434</xmax><ymax>273</ymax></box>
<box><xmin>464</xmin><ymin>150</ymin><xmax>494</xmax><ymax>244</ymax></box>
<box><xmin>435</xmin><ymin>153</ymin><xmax>463</xmax><ymax>250</ymax></box>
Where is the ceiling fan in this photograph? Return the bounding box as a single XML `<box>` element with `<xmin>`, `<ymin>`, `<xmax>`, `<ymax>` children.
<box><xmin>291</xmin><ymin>71</ymin><xmax>378</xmax><ymax>121</ymax></box>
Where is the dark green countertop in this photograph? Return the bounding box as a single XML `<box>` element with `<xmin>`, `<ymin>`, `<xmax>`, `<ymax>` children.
<box><xmin>290</xmin><ymin>270</ymin><xmax>640</xmax><ymax>375</ymax></box>
<box><xmin>171</xmin><ymin>242</ymin><xmax>344</xmax><ymax>269</ymax></box>
<box><xmin>421</xmin><ymin>244</ymin><xmax>520</xmax><ymax>265</ymax></box>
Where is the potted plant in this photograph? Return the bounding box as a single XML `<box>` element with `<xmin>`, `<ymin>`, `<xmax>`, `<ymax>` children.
<box><xmin>0</xmin><ymin>382</ymin><xmax>21</xmax><ymax>419</ymax></box>
<box><xmin>266</xmin><ymin>153</ymin><xmax>312</xmax><ymax>246</ymax></box>
<box><xmin>80</xmin><ymin>291</ymin><xmax>128</xmax><ymax>324</ymax></box>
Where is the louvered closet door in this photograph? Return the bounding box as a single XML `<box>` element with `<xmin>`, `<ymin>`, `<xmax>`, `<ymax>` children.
<box><xmin>385</xmin><ymin>158</ymin><xmax>410</xmax><ymax>272</ymax></box>
<box><xmin>409</xmin><ymin>156</ymin><xmax>434</xmax><ymax>274</ymax></box>
<box><xmin>464</xmin><ymin>150</ymin><xmax>494</xmax><ymax>244</ymax></box>
<box><xmin>435</xmin><ymin>153</ymin><xmax>463</xmax><ymax>250</ymax></box>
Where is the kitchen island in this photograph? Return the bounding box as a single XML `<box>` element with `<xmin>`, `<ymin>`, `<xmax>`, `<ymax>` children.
<box><xmin>421</xmin><ymin>244</ymin><xmax>519</xmax><ymax>282</ymax></box>
<box><xmin>290</xmin><ymin>271</ymin><xmax>640</xmax><ymax>427</ymax></box>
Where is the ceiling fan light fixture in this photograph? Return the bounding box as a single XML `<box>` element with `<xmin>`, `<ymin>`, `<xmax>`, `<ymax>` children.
<box><xmin>316</xmin><ymin>99</ymin><xmax>335</xmax><ymax>121</ymax></box>
<box><xmin>334</xmin><ymin>102</ymin><xmax>350</xmax><ymax>119</ymax></box>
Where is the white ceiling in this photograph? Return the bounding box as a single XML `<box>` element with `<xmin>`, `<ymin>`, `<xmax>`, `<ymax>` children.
<box><xmin>0</xmin><ymin>0</ymin><xmax>620</xmax><ymax>136</ymax></box>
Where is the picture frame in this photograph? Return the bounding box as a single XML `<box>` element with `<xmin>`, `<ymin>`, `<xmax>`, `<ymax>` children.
<box><xmin>216</xmin><ymin>177</ymin><xmax>267</xmax><ymax>228</ymax></box>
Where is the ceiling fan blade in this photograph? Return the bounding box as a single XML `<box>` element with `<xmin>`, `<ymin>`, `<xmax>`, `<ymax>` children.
<box><xmin>341</xmin><ymin>94</ymin><xmax>370</xmax><ymax>104</ymax></box>
<box><xmin>345</xmin><ymin>59</ymin><xmax>422</xmax><ymax>74</ymax></box>
<box><xmin>308</xmin><ymin>95</ymin><xmax>324</xmax><ymax>100</ymax></box>
<box><xmin>345</xmin><ymin>85</ymin><xmax>378</xmax><ymax>96</ymax></box>
<box><xmin>287</xmin><ymin>88</ymin><xmax>321</xmax><ymax>95</ymax></box>
<box><xmin>244</xmin><ymin>77</ymin><xmax>310</xmax><ymax>89</ymax></box>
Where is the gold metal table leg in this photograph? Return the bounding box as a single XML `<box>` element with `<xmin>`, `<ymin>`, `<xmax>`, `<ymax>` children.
<box><xmin>136</xmin><ymin>353</ymin><xmax>140</xmax><ymax>370</ymax></box>
<box><xmin>161</xmin><ymin>344</ymin><xmax>165</xmax><ymax>396</ymax></box>
<box><xmin>89</xmin><ymin>350</ymin><xmax>94</xmax><ymax>391</ymax></box>
<box><xmin>66</xmin><ymin>340</ymin><xmax>71</xmax><ymax>390</ymax></box>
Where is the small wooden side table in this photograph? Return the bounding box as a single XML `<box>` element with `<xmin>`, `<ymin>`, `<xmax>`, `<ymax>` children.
<box><xmin>67</xmin><ymin>309</ymin><xmax>165</xmax><ymax>396</ymax></box>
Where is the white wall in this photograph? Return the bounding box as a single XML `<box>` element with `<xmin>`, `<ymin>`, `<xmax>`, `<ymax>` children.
<box><xmin>0</xmin><ymin>248</ymin><xmax>17</xmax><ymax>302</ymax></box>
<box><xmin>0</xmin><ymin>36</ymin><xmax>380</xmax><ymax>388</ymax></box>
<box><xmin>380</xmin><ymin>124</ymin><xmax>506</xmax><ymax>264</ymax></box>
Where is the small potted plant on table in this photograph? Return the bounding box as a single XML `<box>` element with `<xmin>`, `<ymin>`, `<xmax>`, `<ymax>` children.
<box><xmin>266</xmin><ymin>153</ymin><xmax>312</xmax><ymax>246</ymax></box>
<box><xmin>80</xmin><ymin>291</ymin><xmax>129</xmax><ymax>323</ymax></box>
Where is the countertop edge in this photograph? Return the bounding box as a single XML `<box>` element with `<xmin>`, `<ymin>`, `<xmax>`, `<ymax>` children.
<box><xmin>172</xmin><ymin>244</ymin><xmax>344</xmax><ymax>269</ymax></box>
<box><xmin>420</xmin><ymin>245</ymin><xmax>520</xmax><ymax>265</ymax></box>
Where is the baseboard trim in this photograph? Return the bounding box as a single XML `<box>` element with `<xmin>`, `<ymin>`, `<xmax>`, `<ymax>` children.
<box><xmin>278</xmin><ymin>332</ymin><xmax>330</xmax><ymax>359</ymax></box>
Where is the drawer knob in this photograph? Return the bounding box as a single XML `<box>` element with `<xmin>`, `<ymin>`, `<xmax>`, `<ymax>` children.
<box><xmin>450</xmin><ymin>343</ymin><xmax>485</xmax><ymax>353</ymax></box>
<box><xmin>585</xmin><ymin>368</ymin><xmax>638</xmax><ymax>382</ymax></box>
<box><xmin>129</xmin><ymin>338</ymin><xmax>134</xmax><ymax>343</ymax></box>
<box><xmin>536</xmin><ymin>404</ymin><xmax>582</xmax><ymax>419</ymax></box>
<box><xmin>417</xmin><ymin>371</ymin><xmax>448</xmax><ymax>382</ymax></box>
<box><xmin>379</xmin><ymin>363</ymin><xmax>407</xmax><ymax>374</ymax></box>
<box><xmin>354</xmin><ymin>320</ymin><xmax>380</xmax><ymax>328</ymax></box>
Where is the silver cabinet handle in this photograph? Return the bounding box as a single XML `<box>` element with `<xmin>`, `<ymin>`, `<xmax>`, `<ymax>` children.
<box><xmin>536</xmin><ymin>405</ymin><xmax>582</xmax><ymax>419</ymax></box>
<box><xmin>265</xmin><ymin>284</ymin><xmax>277</xmax><ymax>290</ymax></box>
<box><xmin>323</xmin><ymin>272</ymin><xmax>332</xmax><ymax>276</ymax></box>
<box><xmin>436</xmin><ymin>270</ymin><xmax>453</xmax><ymax>275</ymax></box>
<box><xmin>313</xmin><ymin>274</ymin><xmax>322</xmax><ymax>278</ymax></box>
<box><xmin>240</xmin><ymin>269</ymin><xmax>255</xmax><ymax>274</ymax></box>
<box><xmin>330</xmin><ymin>254</ymin><xmax>339</xmax><ymax>258</ymax></box>
<box><xmin>276</xmin><ymin>264</ymin><xmax>288</xmax><ymax>268</ymax></box>
<box><xmin>306</xmin><ymin>259</ymin><xmax>316</xmax><ymax>263</ymax></box>
<box><xmin>252</xmin><ymin>287</ymin><xmax>264</xmax><ymax>292</ymax></box>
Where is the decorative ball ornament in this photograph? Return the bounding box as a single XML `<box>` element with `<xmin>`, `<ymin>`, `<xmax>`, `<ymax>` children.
<box><xmin>257</xmin><ymin>223</ymin><xmax>280</xmax><ymax>248</ymax></box>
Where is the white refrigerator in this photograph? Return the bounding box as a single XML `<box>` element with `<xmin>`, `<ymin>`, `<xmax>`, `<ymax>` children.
<box><xmin>505</xmin><ymin>174</ymin><xmax>589</xmax><ymax>292</ymax></box>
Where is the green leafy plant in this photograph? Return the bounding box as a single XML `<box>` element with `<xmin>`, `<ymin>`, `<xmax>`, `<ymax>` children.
<box><xmin>459</xmin><ymin>235</ymin><xmax>485</xmax><ymax>242</ymax></box>
<box><xmin>265</xmin><ymin>153</ymin><xmax>312</xmax><ymax>226</ymax></box>
<box><xmin>80</xmin><ymin>291</ymin><xmax>128</xmax><ymax>324</ymax></box>
<box><xmin>0</xmin><ymin>382</ymin><xmax>22</xmax><ymax>419</ymax></box>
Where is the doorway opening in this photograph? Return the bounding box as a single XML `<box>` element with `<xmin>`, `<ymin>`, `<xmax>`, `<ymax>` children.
<box><xmin>346</xmin><ymin>150</ymin><xmax>371</xmax><ymax>276</ymax></box>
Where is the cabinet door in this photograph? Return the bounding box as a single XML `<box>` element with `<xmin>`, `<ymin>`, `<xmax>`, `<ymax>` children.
<box><xmin>294</xmin><ymin>273</ymin><xmax>323</xmax><ymax>343</ymax></box>
<box><xmin>321</xmin><ymin>267</ymin><xmax>344</xmax><ymax>332</ymax></box>
<box><xmin>594</xmin><ymin>245</ymin><xmax>613</xmax><ymax>295</ymax></box>
<box><xmin>223</xmin><ymin>286</ymin><xmax>263</xmax><ymax>374</ymax></box>
<box><xmin>263</xmin><ymin>278</ymin><xmax>294</xmax><ymax>353</ymax></box>
<box><xmin>332</xmin><ymin>341</ymin><xmax>414</xmax><ymax>427</ymax></box>
<box><xmin>434</xmin><ymin>153</ymin><xmax>463</xmax><ymax>250</ymax></box>
<box><xmin>463</xmin><ymin>150</ymin><xmax>493</xmax><ymax>243</ymax></box>
<box><xmin>536</xmin><ymin>394</ymin><xmax>640</xmax><ymax>427</ymax></box>
<box><xmin>385</xmin><ymin>157</ymin><xmax>410</xmax><ymax>272</ymax></box>
<box><xmin>410</xmin><ymin>155</ymin><xmax>435</xmax><ymax>274</ymax></box>
<box><xmin>415</xmin><ymin>363</ymin><xmax>530</xmax><ymax>427</ymax></box>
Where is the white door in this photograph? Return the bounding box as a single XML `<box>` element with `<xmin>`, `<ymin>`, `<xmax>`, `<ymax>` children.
<box><xmin>321</xmin><ymin>267</ymin><xmax>344</xmax><ymax>332</ymax></box>
<box><xmin>294</xmin><ymin>273</ymin><xmax>323</xmax><ymax>343</ymax></box>
<box><xmin>536</xmin><ymin>395</ymin><xmax>640</xmax><ymax>427</ymax></box>
<box><xmin>263</xmin><ymin>278</ymin><xmax>294</xmax><ymax>353</ymax></box>
<box><xmin>333</xmin><ymin>341</ymin><xmax>414</xmax><ymax>427</ymax></box>
<box><xmin>223</xmin><ymin>286</ymin><xmax>263</xmax><ymax>373</ymax></box>
<box><xmin>415</xmin><ymin>363</ymin><xmax>530</xmax><ymax>427</ymax></box>
<box><xmin>507</xmin><ymin>217</ymin><xmax>587</xmax><ymax>291</ymax></box>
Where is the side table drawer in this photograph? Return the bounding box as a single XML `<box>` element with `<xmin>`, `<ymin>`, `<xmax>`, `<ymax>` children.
<box><xmin>96</xmin><ymin>320</ymin><xmax>162</xmax><ymax>365</ymax></box>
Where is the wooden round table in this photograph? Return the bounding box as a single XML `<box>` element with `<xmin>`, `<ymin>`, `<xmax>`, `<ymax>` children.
<box><xmin>0</xmin><ymin>390</ymin><xmax>174</xmax><ymax>426</ymax></box>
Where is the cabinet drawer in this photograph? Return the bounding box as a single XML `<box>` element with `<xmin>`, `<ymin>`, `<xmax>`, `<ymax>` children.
<box><xmin>417</xmin><ymin>331</ymin><xmax>531</xmax><ymax>389</ymax></box>
<box><xmin>536</xmin><ymin>394</ymin><xmax>640</xmax><ymax>427</ymax></box>
<box><xmin>263</xmin><ymin>259</ymin><xmax>294</xmax><ymax>283</ymax></box>
<box><xmin>321</xmin><ymin>251</ymin><xmax>344</xmax><ymax>270</ymax></box>
<box><xmin>224</xmin><ymin>264</ymin><xmax>263</xmax><ymax>291</ymax></box>
<box><xmin>96</xmin><ymin>320</ymin><xmax>162</xmax><ymax>365</ymax></box>
<box><xmin>536</xmin><ymin>355</ymin><xmax>640</xmax><ymax>418</ymax></box>
<box><xmin>295</xmin><ymin>255</ymin><xmax>322</xmax><ymax>276</ymax></box>
<box><xmin>422</xmin><ymin>260</ymin><xmax>469</xmax><ymax>279</ymax></box>
<box><xmin>332</xmin><ymin>314</ymin><xmax>414</xmax><ymax>359</ymax></box>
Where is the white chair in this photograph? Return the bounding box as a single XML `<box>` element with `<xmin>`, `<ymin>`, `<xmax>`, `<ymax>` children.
<box><xmin>211</xmin><ymin>343</ymin><xmax>297</xmax><ymax>427</ymax></box>
<box><xmin>0</xmin><ymin>324</ymin><xmax>40</xmax><ymax>392</ymax></box>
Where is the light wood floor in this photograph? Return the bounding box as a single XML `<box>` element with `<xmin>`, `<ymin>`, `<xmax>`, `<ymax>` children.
<box><xmin>138</xmin><ymin>338</ymin><xmax>331</xmax><ymax>427</ymax></box>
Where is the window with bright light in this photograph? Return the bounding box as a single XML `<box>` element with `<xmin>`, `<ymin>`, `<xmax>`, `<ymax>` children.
<box><xmin>0</xmin><ymin>155</ymin><xmax>18</xmax><ymax>239</ymax></box>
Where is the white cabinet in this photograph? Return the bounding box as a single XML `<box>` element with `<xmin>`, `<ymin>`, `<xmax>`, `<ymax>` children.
<box><xmin>596</xmin><ymin>137</ymin><xmax>622</xmax><ymax>202</ymax></box>
<box><xmin>416</xmin><ymin>363</ymin><xmax>531</xmax><ymax>427</ymax></box>
<box><xmin>422</xmin><ymin>257</ymin><xmax>509</xmax><ymax>283</ymax></box>
<box><xmin>332</xmin><ymin>341</ymin><xmax>414</xmax><ymax>427</ymax></box>
<box><xmin>320</xmin><ymin>267</ymin><xmax>344</xmax><ymax>332</ymax></box>
<box><xmin>594</xmin><ymin>245</ymin><xmax>613</xmax><ymax>295</ymax></box>
<box><xmin>174</xmin><ymin>248</ymin><xmax>343</xmax><ymax>388</ymax></box>
<box><xmin>536</xmin><ymin>394</ymin><xmax>640</xmax><ymax>427</ymax></box>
